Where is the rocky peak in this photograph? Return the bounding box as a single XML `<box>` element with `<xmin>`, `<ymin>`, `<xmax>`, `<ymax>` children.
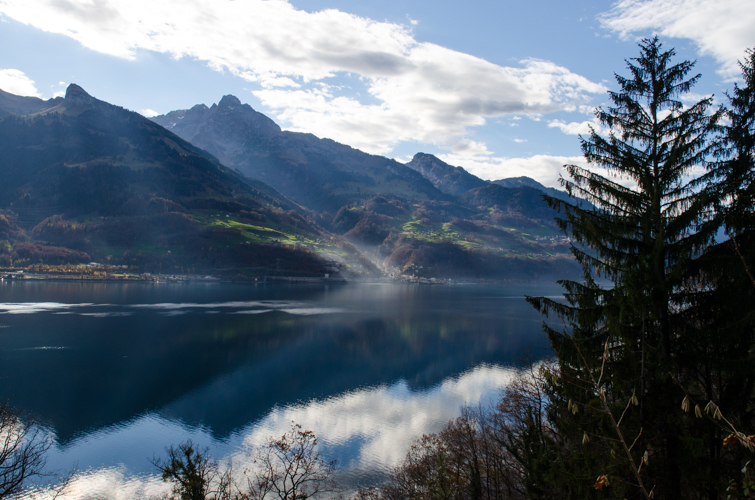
<box><xmin>406</xmin><ymin>152</ymin><xmax>488</xmax><ymax>197</ymax></box>
<box><xmin>411</xmin><ymin>152</ymin><xmax>436</xmax><ymax>162</ymax></box>
<box><xmin>407</xmin><ymin>153</ymin><xmax>454</xmax><ymax>179</ymax></box>
<box><xmin>64</xmin><ymin>84</ymin><xmax>94</xmax><ymax>103</ymax></box>
<box><xmin>218</xmin><ymin>95</ymin><xmax>242</xmax><ymax>107</ymax></box>
<box><xmin>151</xmin><ymin>94</ymin><xmax>282</xmax><ymax>165</ymax></box>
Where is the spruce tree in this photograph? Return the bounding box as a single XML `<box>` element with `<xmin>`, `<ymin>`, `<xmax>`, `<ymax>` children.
<box><xmin>528</xmin><ymin>37</ymin><xmax>722</xmax><ymax>498</ymax></box>
<box><xmin>684</xmin><ymin>48</ymin><xmax>755</xmax><ymax>498</ymax></box>
<box><xmin>720</xmin><ymin>48</ymin><xmax>755</xmax><ymax>264</ymax></box>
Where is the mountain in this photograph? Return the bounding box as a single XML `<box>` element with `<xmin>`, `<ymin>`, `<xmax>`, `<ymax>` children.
<box><xmin>491</xmin><ymin>176</ymin><xmax>572</xmax><ymax>204</ymax></box>
<box><xmin>0</xmin><ymin>85</ymin><xmax>579</xmax><ymax>281</ymax></box>
<box><xmin>403</xmin><ymin>152</ymin><xmax>577</xmax><ymax>210</ymax></box>
<box><xmin>459</xmin><ymin>184</ymin><xmax>557</xmax><ymax>221</ymax></box>
<box><xmin>0</xmin><ymin>88</ymin><xmax>64</xmax><ymax>117</ymax></box>
<box><xmin>0</xmin><ymin>85</ymin><xmax>298</xmax><ymax>217</ymax></box>
<box><xmin>403</xmin><ymin>153</ymin><xmax>574</xmax><ymax>207</ymax></box>
<box><xmin>152</xmin><ymin>96</ymin><xmax>443</xmax><ymax>214</ymax></box>
<box><xmin>0</xmin><ymin>85</ymin><xmax>376</xmax><ymax>277</ymax></box>
<box><xmin>152</xmin><ymin>97</ymin><xmax>581</xmax><ymax>280</ymax></box>
<box><xmin>405</xmin><ymin>153</ymin><xmax>488</xmax><ymax>196</ymax></box>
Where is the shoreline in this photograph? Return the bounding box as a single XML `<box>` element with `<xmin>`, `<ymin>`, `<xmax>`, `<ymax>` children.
<box><xmin>1</xmin><ymin>267</ymin><xmax>565</xmax><ymax>285</ymax></box>
<box><xmin>0</xmin><ymin>274</ymin><xmax>559</xmax><ymax>286</ymax></box>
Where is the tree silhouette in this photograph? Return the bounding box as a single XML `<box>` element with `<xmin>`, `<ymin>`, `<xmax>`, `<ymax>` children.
<box><xmin>528</xmin><ymin>37</ymin><xmax>723</xmax><ymax>498</ymax></box>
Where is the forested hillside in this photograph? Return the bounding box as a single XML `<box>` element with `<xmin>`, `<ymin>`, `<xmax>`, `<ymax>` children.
<box><xmin>154</xmin><ymin>101</ymin><xmax>582</xmax><ymax>280</ymax></box>
<box><xmin>0</xmin><ymin>85</ymin><xmax>375</xmax><ymax>278</ymax></box>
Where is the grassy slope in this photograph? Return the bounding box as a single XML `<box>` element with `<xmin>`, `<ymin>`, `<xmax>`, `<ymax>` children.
<box><xmin>332</xmin><ymin>195</ymin><xmax>577</xmax><ymax>280</ymax></box>
<box><xmin>0</xmin><ymin>90</ymin><xmax>379</xmax><ymax>277</ymax></box>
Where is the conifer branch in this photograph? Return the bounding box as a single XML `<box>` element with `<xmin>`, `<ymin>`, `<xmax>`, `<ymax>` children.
<box><xmin>730</xmin><ymin>234</ymin><xmax>755</xmax><ymax>287</ymax></box>
<box><xmin>569</xmin><ymin>335</ymin><xmax>653</xmax><ymax>499</ymax></box>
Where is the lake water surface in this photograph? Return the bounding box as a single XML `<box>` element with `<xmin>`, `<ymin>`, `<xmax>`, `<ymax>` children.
<box><xmin>0</xmin><ymin>280</ymin><xmax>562</xmax><ymax>499</ymax></box>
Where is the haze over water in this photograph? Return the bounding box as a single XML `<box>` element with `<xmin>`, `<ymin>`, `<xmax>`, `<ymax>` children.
<box><xmin>0</xmin><ymin>281</ymin><xmax>562</xmax><ymax>498</ymax></box>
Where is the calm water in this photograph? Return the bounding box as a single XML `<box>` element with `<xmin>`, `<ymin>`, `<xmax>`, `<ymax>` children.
<box><xmin>0</xmin><ymin>280</ymin><xmax>562</xmax><ymax>499</ymax></box>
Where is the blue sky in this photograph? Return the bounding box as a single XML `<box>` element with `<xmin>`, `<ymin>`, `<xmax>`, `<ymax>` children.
<box><xmin>0</xmin><ymin>0</ymin><xmax>752</xmax><ymax>187</ymax></box>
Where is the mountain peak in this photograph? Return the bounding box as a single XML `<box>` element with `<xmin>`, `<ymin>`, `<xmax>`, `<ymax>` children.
<box><xmin>411</xmin><ymin>152</ymin><xmax>433</xmax><ymax>161</ymax></box>
<box><xmin>65</xmin><ymin>84</ymin><xmax>91</xmax><ymax>101</ymax></box>
<box><xmin>218</xmin><ymin>95</ymin><xmax>241</xmax><ymax>107</ymax></box>
<box><xmin>406</xmin><ymin>152</ymin><xmax>487</xmax><ymax>196</ymax></box>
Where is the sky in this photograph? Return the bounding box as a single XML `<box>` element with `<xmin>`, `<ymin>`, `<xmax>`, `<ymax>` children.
<box><xmin>0</xmin><ymin>0</ymin><xmax>753</xmax><ymax>188</ymax></box>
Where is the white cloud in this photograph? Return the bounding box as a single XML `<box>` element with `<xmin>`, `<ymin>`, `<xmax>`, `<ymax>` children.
<box><xmin>437</xmin><ymin>152</ymin><xmax>640</xmax><ymax>192</ymax></box>
<box><xmin>600</xmin><ymin>0</ymin><xmax>755</xmax><ymax>79</ymax></box>
<box><xmin>451</xmin><ymin>139</ymin><xmax>492</xmax><ymax>155</ymax></box>
<box><xmin>51</xmin><ymin>81</ymin><xmax>67</xmax><ymax>98</ymax></box>
<box><xmin>0</xmin><ymin>0</ymin><xmax>606</xmax><ymax>154</ymax></box>
<box><xmin>254</xmin><ymin>53</ymin><xmax>606</xmax><ymax>153</ymax></box>
<box><xmin>140</xmin><ymin>108</ymin><xmax>159</xmax><ymax>117</ymax></box>
<box><xmin>0</xmin><ymin>68</ymin><xmax>40</xmax><ymax>96</ymax></box>
<box><xmin>679</xmin><ymin>91</ymin><xmax>716</xmax><ymax>106</ymax></box>
<box><xmin>547</xmin><ymin>119</ymin><xmax>606</xmax><ymax>136</ymax></box>
<box><xmin>436</xmin><ymin>153</ymin><xmax>588</xmax><ymax>187</ymax></box>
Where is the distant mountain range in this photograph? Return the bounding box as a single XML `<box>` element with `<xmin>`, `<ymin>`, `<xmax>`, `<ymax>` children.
<box><xmin>151</xmin><ymin>95</ymin><xmax>583</xmax><ymax>279</ymax></box>
<box><xmin>152</xmin><ymin>98</ymin><xmax>572</xmax><ymax>208</ymax></box>
<box><xmin>152</xmin><ymin>96</ymin><xmax>442</xmax><ymax>214</ymax></box>
<box><xmin>0</xmin><ymin>85</ymin><xmax>374</xmax><ymax>277</ymax></box>
<box><xmin>0</xmin><ymin>86</ymin><xmax>579</xmax><ymax>280</ymax></box>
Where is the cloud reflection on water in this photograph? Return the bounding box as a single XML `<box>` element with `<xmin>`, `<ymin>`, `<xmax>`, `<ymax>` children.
<box><xmin>0</xmin><ymin>300</ymin><xmax>351</xmax><ymax>318</ymax></box>
<box><xmin>0</xmin><ymin>302</ymin><xmax>96</xmax><ymax>314</ymax></box>
<box><xmin>40</xmin><ymin>364</ymin><xmax>517</xmax><ymax>499</ymax></box>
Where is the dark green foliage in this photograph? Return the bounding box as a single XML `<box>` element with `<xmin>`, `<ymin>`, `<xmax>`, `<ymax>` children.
<box><xmin>527</xmin><ymin>38</ymin><xmax>740</xmax><ymax>498</ymax></box>
<box><xmin>682</xmin><ymin>48</ymin><xmax>755</xmax><ymax>498</ymax></box>
<box><xmin>716</xmin><ymin>48</ymin><xmax>755</xmax><ymax>272</ymax></box>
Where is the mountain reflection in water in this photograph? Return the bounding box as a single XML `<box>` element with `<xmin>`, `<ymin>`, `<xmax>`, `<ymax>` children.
<box><xmin>0</xmin><ymin>281</ymin><xmax>561</xmax><ymax>497</ymax></box>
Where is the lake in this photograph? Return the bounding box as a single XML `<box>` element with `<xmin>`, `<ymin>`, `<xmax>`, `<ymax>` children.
<box><xmin>0</xmin><ymin>280</ymin><xmax>563</xmax><ymax>499</ymax></box>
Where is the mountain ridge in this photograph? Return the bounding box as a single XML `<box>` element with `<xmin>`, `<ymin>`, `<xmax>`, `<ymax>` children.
<box><xmin>0</xmin><ymin>89</ymin><xmax>64</xmax><ymax>117</ymax></box>
<box><xmin>0</xmin><ymin>86</ymin><xmax>579</xmax><ymax>280</ymax></box>
<box><xmin>405</xmin><ymin>153</ymin><xmax>488</xmax><ymax>197</ymax></box>
<box><xmin>152</xmin><ymin>97</ymin><xmax>445</xmax><ymax>213</ymax></box>
<box><xmin>0</xmin><ymin>84</ymin><xmax>376</xmax><ymax>277</ymax></box>
<box><xmin>151</xmin><ymin>94</ymin><xmax>580</xmax><ymax>280</ymax></box>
